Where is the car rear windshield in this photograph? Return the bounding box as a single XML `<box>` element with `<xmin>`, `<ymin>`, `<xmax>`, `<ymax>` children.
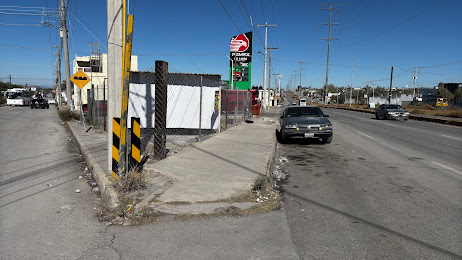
<box><xmin>286</xmin><ymin>107</ymin><xmax>323</xmax><ymax>117</ymax></box>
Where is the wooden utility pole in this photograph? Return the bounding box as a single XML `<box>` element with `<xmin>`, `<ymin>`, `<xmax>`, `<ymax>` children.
<box><xmin>389</xmin><ymin>66</ymin><xmax>394</xmax><ymax>104</ymax></box>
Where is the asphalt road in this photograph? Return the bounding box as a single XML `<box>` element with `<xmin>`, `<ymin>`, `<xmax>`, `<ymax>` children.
<box><xmin>278</xmin><ymin>105</ymin><xmax>462</xmax><ymax>259</ymax></box>
<box><xmin>2</xmin><ymin>104</ymin><xmax>460</xmax><ymax>259</ymax></box>
<box><xmin>0</xmin><ymin>106</ymin><xmax>107</xmax><ymax>259</ymax></box>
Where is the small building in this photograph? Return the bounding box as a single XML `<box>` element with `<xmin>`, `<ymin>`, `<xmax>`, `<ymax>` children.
<box><xmin>72</xmin><ymin>53</ymin><xmax>138</xmax><ymax>109</ymax></box>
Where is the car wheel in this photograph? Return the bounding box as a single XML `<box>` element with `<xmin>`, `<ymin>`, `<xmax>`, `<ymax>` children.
<box><xmin>375</xmin><ymin>113</ymin><xmax>380</xmax><ymax>120</ymax></box>
<box><xmin>322</xmin><ymin>136</ymin><xmax>333</xmax><ymax>144</ymax></box>
<box><xmin>279</xmin><ymin>130</ymin><xmax>288</xmax><ymax>144</ymax></box>
<box><xmin>30</xmin><ymin>107</ymin><xmax>33</xmax><ymax>109</ymax></box>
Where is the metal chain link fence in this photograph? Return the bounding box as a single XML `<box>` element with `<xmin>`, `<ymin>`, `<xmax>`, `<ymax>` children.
<box><xmin>82</xmin><ymin>85</ymin><xmax>108</xmax><ymax>131</ymax></box>
<box><xmin>220</xmin><ymin>89</ymin><xmax>252</xmax><ymax>130</ymax></box>
<box><xmin>82</xmin><ymin>60</ymin><xmax>254</xmax><ymax>166</ymax></box>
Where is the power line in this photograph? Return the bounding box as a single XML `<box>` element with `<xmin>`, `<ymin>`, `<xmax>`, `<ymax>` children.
<box><xmin>218</xmin><ymin>0</ymin><xmax>242</xmax><ymax>34</ymax></box>
<box><xmin>346</xmin><ymin>0</ymin><xmax>444</xmax><ymax>46</ymax></box>
<box><xmin>0</xmin><ymin>43</ymin><xmax>50</xmax><ymax>51</ymax></box>
<box><xmin>68</xmin><ymin>12</ymin><xmax>106</xmax><ymax>50</ymax></box>
<box><xmin>0</xmin><ymin>23</ymin><xmax>42</xmax><ymax>26</ymax></box>
<box><xmin>156</xmin><ymin>0</ymin><xmax>202</xmax><ymax>73</ymax></box>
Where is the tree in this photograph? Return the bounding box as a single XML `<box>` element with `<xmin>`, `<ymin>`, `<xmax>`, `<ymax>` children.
<box><xmin>326</xmin><ymin>84</ymin><xmax>336</xmax><ymax>93</ymax></box>
<box><xmin>454</xmin><ymin>88</ymin><xmax>462</xmax><ymax>103</ymax></box>
<box><xmin>438</xmin><ymin>87</ymin><xmax>455</xmax><ymax>102</ymax></box>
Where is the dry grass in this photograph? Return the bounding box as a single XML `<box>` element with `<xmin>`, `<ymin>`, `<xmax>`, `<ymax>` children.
<box><xmin>113</xmin><ymin>168</ymin><xmax>147</xmax><ymax>193</ymax></box>
<box><xmin>404</xmin><ymin>105</ymin><xmax>462</xmax><ymax>118</ymax></box>
<box><xmin>58</xmin><ymin>108</ymin><xmax>80</xmax><ymax>121</ymax></box>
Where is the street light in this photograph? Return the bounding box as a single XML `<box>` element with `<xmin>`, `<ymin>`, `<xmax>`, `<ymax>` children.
<box><xmin>225</xmin><ymin>55</ymin><xmax>234</xmax><ymax>90</ymax></box>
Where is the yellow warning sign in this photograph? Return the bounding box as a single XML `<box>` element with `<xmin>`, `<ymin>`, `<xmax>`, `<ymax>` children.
<box><xmin>70</xmin><ymin>70</ymin><xmax>90</xmax><ymax>89</ymax></box>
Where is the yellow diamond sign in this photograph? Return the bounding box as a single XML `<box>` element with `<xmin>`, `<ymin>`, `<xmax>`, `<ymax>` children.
<box><xmin>70</xmin><ymin>70</ymin><xmax>90</xmax><ymax>89</ymax></box>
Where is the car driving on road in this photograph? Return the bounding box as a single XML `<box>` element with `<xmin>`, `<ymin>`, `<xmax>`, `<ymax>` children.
<box><xmin>47</xmin><ymin>98</ymin><xmax>56</xmax><ymax>105</ymax></box>
<box><xmin>375</xmin><ymin>104</ymin><xmax>409</xmax><ymax>120</ymax></box>
<box><xmin>31</xmin><ymin>98</ymin><xmax>49</xmax><ymax>109</ymax></box>
<box><xmin>279</xmin><ymin>105</ymin><xmax>333</xmax><ymax>144</ymax></box>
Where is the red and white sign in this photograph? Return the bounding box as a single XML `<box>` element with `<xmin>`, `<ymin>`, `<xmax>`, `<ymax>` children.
<box><xmin>230</xmin><ymin>33</ymin><xmax>250</xmax><ymax>52</ymax></box>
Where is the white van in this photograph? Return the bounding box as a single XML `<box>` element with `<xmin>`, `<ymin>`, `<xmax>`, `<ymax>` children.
<box><xmin>299</xmin><ymin>99</ymin><xmax>307</xmax><ymax>106</ymax></box>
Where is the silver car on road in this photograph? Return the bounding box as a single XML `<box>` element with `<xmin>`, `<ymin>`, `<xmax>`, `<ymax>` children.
<box><xmin>279</xmin><ymin>106</ymin><xmax>333</xmax><ymax>144</ymax></box>
<box><xmin>375</xmin><ymin>104</ymin><xmax>409</xmax><ymax>120</ymax></box>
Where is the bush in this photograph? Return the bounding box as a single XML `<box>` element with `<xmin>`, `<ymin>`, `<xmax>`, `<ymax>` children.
<box><xmin>58</xmin><ymin>108</ymin><xmax>80</xmax><ymax>121</ymax></box>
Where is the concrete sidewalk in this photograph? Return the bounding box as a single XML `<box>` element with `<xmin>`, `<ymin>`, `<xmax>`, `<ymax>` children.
<box><xmin>67</xmin><ymin>107</ymin><xmax>282</xmax><ymax>216</ymax></box>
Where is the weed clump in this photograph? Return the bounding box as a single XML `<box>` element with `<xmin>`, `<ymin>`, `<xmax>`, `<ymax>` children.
<box><xmin>58</xmin><ymin>108</ymin><xmax>80</xmax><ymax>121</ymax></box>
<box><xmin>113</xmin><ymin>168</ymin><xmax>147</xmax><ymax>192</ymax></box>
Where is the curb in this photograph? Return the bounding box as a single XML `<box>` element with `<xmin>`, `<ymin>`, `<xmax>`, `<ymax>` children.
<box><xmin>66</xmin><ymin>122</ymin><xmax>120</xmax><ymax>210</ymax></box>
<box><xmin>321</xmin><ymin>105</ymin><xmax>462</xmax><ymax>127</ymax></box>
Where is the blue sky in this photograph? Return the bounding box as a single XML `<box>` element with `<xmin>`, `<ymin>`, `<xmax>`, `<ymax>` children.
<box><xmin>1</xmin><ymin>0</ymin><xmax>461</xmax><ymax>90</ymax></box>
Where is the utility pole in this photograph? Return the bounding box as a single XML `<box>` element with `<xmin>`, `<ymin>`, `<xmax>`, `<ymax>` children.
<box><xmin>107</xmin><ymin>0</ymin><xmax>124</xmax><ymax>173</ymax></box>
<box><xmin>298</xmin><ymin>61</ymin><xmax>304</xmax><ymax>89</ymax></box>
<box><xmin>9</xmin><ymin>74</ymin><xmax>11</xmax><ymax>88</ymax></box>
<box><xmin>257</xmin><ymin>22</ymin><xmax>276</xmax><ymax>110</ymax></box>
<box><xmin>319</xmin><ymin>4</ymin><xmax>344</xmax><ymax>104</ymax></box>
<box><xmin>349</xmin><ymin>59</ymin><xmax>355</xmax><ymax>105</ymax></box>
<box><xmin>267</xmin><ymin>46</ymin><xmax>278</xmax><ymax>107</ymax></box>
<box><xmin>389</xmin><ymin>66</ymin><xmax>394</xmax><ymax>104</ymax></box>
<box><xmin>57</xmin><ymin>42</ymin><xmax>62</xmax><ymax>107</ymax></box>
<box><xmin>273</xmin><ymin>73</ymin><xmax>281</xmax><ymax>105</ymax></box>
<box><xmin>412</xmin><ymin>67</ymin><xmax>419</xmax><ymax>99</ymax></box>
<box><xmin>52</xmin><ymin>43</ymin><xmax>62</xmax><ymax>108</ymax></box>
<box><xmin>60</xmin><ymin>0</ymin><xmax>72</xmax><ymax>111</ymax></box>
<box><xmin>371</xmin><ymin>80</ymin><xmax>376</xmax><ymax>104</ymax></box>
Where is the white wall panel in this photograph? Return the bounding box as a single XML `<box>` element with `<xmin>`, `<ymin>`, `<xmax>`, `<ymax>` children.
<box><xmin>128</xmin><ymin>83</ymin><xmax>220</xmax><ymax>129</ymax></box>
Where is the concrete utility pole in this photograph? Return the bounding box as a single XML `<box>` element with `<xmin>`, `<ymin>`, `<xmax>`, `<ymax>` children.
<box><xmin>412</xmin><ymin>67</ymin><xmax>419</xmax><ymax>99</ymax></box>
<box><xmin>107</xmin><ymin>0</ymin><xmax>124</xmax><ymax>172</ymax></box>
<box><xmin>273</xmin><ymin>73</ymin><xmax>281</xmax><ymax>106</ymax></box>
<box><xmin>371</xmin><ymin>80</ymin><xmax>376</xmax><ymax>104</ymax></box>
<box><xmin>257</xmin><ymin>22</ymin><xmax>276</xmax><ymax>110</ymax></box>
<box><xmin>298</xmin><ymin>61</ymin><xmax>304</xmax><ymax>89</ymax></box>
<box><xmin>319</xmin><ymin>4</ymin><xmax>345</xmax><ymax>104</ymax></box>
<box><xmin>389</xmin><ymin>66</ymin><xmax>394</xmax><ymax>104</ymax></box>
<box><xmin>268</xmin><ymin>46</ymin><xmax>278</xmax><ymax>106</ymax></box>
<box><xmin>60</xmin><ymin>0</ymin><xmax>72</xmax><ymax>111</ymax></box>
<box><xmin>349</xmin><ymin>59</ymin><xmax>355</xmax><ymax>105</ymax></box>
<box><xmin>57</xmin><ymin>42</ymin><xmax>62</xmax><ymax>107</ymax></box>
<box><xmin>273</xmin><ymin>73</ymin><xmax>282</xmax><ymax>94</ymax></box>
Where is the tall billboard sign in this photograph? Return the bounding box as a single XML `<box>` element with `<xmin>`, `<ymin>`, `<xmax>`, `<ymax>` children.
<box><xmin>229</xmin><ymin>32</ymin><xmax>252</xmax><ymax>90</ymax></box>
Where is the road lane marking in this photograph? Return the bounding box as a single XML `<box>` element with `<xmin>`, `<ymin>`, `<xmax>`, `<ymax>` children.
<box><xmin>431</xmin><ymin>162</ymin><xmax>462</xmax><ymax>176</ymax></box>
<box><xmin>357</xmin><ymin>131</ymin><xmax>373</xmax><ymax>139</ymax></box>
<box><xmin>441</xmin><ymin>135</ymin><xmax>462</xmax><ymax>142</ymax></box>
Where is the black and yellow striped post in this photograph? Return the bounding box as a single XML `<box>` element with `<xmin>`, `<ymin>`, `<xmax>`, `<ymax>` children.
<box><xmin>112</xmin><ymin>117</ymin><xmax>121</xmax><ymax>179</ymax></box>
<box><xmin>130</xmin><ymin>117</ymin><xmax>141</xmax><ymax>170</ymax></box>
